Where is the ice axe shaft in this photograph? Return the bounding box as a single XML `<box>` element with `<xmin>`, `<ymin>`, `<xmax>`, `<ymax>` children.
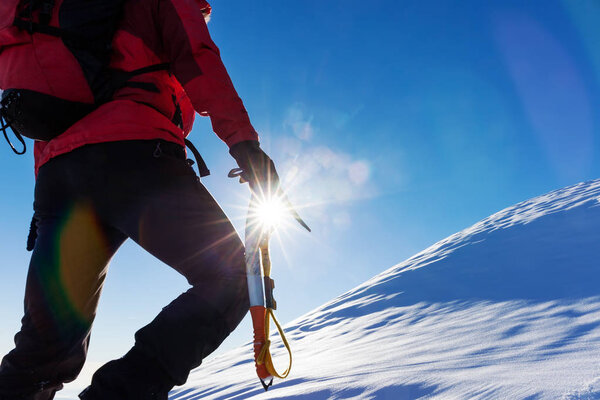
<box><xmin>231</xmin><ymin>167</ymin><xmax>305</xmax><ymax>390</ymax></box>
<box><xmin>245</xmin><ymin>197</ymin><xmax>292</xmax><ymax>391</ymax></box>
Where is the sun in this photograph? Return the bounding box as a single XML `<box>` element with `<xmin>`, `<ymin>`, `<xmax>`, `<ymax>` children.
<box><xmin>243</xmin><ymin>190</ymin><xmax>311</xmax><ymax>240</ymax></box>
<box><xmin>253</xmin><ymin>197</ymin><xmax>288</xmax><ymax>231</ymax></box>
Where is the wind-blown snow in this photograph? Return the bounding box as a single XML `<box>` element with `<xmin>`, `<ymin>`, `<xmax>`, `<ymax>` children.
<box><xmin>172</xmin><ymin>180</ymin><xmax>600</xmax><ymax>400</ymax></box>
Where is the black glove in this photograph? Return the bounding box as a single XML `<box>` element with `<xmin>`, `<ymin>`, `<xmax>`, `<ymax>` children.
<box><xmin>229</xmin><ymin>140</ymin><xmax>280</xmax><ymax>198</ymax></box>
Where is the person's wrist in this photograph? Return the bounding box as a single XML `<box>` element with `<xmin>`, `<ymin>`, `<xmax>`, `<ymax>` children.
<box><xmin>229</xmin><ymin>140</ymin><xmax>261</xmax><ymax>165</ymax></box>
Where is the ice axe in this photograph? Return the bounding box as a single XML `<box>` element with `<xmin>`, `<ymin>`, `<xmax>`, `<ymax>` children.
<box><xmin>229</xmin><ymin>167</ymin><xmax>310</xmax><ymax>391</ymax></box>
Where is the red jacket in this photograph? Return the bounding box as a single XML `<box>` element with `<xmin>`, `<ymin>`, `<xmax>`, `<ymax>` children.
<box><xmin>0</xmin><ymin>0</ymin><xmax>258</xmax><ymax>173</ymax></box>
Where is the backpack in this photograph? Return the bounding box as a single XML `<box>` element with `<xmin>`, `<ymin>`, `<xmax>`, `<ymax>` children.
<box><xmin>0</xmin><ymin>0</ymin><xmax>169</xmax><ymax>154</ymax></box>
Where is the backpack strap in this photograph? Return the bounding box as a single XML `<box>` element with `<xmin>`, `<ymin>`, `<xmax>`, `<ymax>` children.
<box><xmin>13</xmin><ymin>16</ymin><xmax>106</xmax><ymax>52</ymax></box>
<box><xmin>16</xmin><ymin>0</ymin><xmax>57</xmax><ymax>32</ymax></box>
<box><xmin>119</xmin><ymin>63</ymin><xmax>171</xmax><ymax>92</ymax></box>
<box><xmin>184</xmin><ymin>139</ymin><xmax>210</xmax><ymax>177</ymax></box>
<box><xmin>14</xmin><ymin>17</ymin><xmax>68</xmax><ymax>38</ymax></box>
<box><xmin>96</xmin><ymin>63</ymin><xmax>171</xmax><ymax>104</ymax></box>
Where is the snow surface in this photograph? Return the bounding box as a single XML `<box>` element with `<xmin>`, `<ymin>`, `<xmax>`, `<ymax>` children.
<box><xmin>170</xmin><ymin>179</ymin><xmax>600</xmax><ymax>400</ymax></box>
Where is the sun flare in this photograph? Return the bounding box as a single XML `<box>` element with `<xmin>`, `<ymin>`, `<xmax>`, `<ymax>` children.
<box><xmin>252</xmin><ymin>196</ymin><xmax>288</xmax><ymax>231</ymax></box>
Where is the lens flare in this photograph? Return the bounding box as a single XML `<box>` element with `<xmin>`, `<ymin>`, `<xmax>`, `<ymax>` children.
<box><xmin>253</xmin><ymin>196</ymin><xmax>287</xmax><ymax>231</ymax></box>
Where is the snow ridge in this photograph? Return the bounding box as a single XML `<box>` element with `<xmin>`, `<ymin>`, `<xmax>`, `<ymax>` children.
<box><xmin>174</xmin><ymin>179</ymin><xmax>600</xmax><ymax>400</ymax></box>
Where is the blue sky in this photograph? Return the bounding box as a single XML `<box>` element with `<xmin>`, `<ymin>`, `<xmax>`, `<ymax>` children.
<box><xmin>1</xmin><ymin>0</ymin><xmax>599</xmax><ymax>391</ymax></box>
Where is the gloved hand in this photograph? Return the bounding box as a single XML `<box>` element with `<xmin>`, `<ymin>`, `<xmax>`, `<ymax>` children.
<box><xmin>229</xmin><ymin>140</ymin><xmax>280</xmax><ymax>199</ymax></box>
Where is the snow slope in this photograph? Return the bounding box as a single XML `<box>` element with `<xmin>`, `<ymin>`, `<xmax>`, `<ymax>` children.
<box><xmin>171</xmin><ymin>179</ymin><xmax>600</xmax><ymax>400</ymax></box>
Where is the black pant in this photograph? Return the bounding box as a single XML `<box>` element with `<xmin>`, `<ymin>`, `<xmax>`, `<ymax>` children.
<box><xmin>0</xmin><ymin>140</ymin><xmax>249</xmax><ymax>399</ymax></box>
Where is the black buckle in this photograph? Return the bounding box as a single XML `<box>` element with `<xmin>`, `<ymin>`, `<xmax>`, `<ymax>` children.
<box><xmin>264</xmin><ymin>276</ymin><xmax>277</xmax><ymax>310</ymax></box>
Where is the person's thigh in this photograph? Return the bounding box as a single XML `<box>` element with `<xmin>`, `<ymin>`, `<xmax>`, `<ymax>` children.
<box><xmin>102</xmin><ymin>142</ymin><xmax>248</xmax><ymax>316</ymax></box>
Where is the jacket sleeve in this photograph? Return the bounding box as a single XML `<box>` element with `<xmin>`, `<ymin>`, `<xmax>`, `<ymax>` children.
<box><xmin>157</xmin><ymin>0</ymin><xmax>258</xmax><ymax>147</ymax></box>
